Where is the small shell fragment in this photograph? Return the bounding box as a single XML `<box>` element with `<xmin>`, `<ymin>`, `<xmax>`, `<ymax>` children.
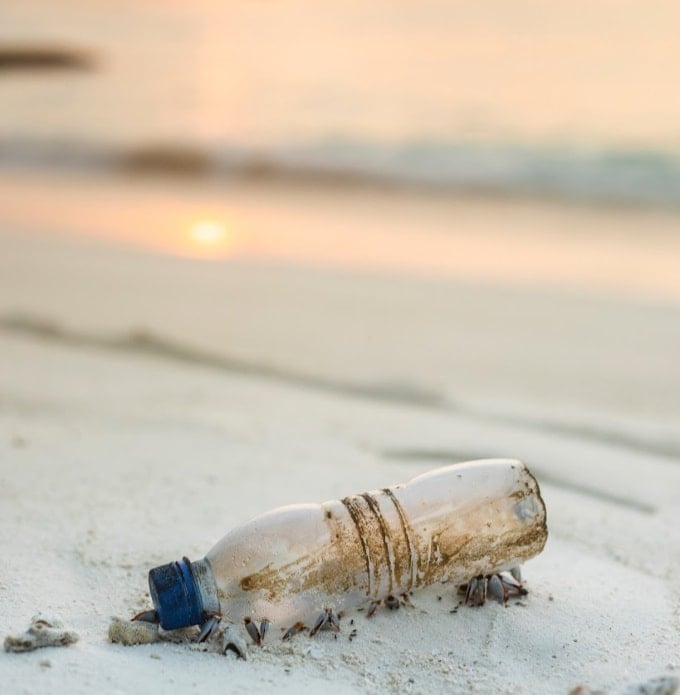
<box><xmin>622</xmin><ymin>675</ymin><xmax>679</xmax><ymax>695</ymax></box>
<box><xmin>221</xmin><ymin>624</ymin><xmax>248</xmax><ymax>659</ymax></box>
<box><xmin>4</xmin><ymin>614</ymin><xmax>79</xmax><ymax>653</ymax></box>
<box><xmin>108</xmin><ymin>616</ymin><xmax>160</xmax><ymax>646</ymax></box>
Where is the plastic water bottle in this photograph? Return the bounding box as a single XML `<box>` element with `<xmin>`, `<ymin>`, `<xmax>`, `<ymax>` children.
<box><xmin>147</xmin><ymin>459</ymin><xmax>547</xmax><ymax>633</ymax></box>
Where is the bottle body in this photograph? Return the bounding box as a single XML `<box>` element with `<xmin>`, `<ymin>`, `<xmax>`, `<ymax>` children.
<box><xmin>196</xmin><ymin>458</ymin><xmax>547</xmax><ymax>628</ymax></box>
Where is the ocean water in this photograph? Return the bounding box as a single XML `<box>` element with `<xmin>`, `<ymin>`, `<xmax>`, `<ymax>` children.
<box><xmin>3</xmin><ymin>0</ymin><xmax>680</xmax><ymax>205</ymax></box>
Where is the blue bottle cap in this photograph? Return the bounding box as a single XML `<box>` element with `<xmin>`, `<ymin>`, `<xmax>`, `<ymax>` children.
<box><xmin>148</xmin><ymin>557</ymin><xmax>204</xmax><ymax>630</ymax></box>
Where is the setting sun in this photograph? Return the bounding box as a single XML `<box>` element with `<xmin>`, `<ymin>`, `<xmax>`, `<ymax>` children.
<box><xmin>185</xmin><ymin>218</ymin><xmax>237</xmax><ymax>258</ymax></box>
<box><xmin>189</xmin><ymin>219</ymin><xmax>227</xmax><ymax>245</ymax></box>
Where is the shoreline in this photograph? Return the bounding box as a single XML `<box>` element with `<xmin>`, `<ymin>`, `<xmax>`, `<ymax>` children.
<box><xmin>2</xmin><ymin>167</ymin><xmax>680</xmax><ymax>302</ymax></box>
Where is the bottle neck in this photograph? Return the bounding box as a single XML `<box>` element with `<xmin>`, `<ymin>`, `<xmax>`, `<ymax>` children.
<box><xmin>148</xmin><ymin>556</ymin><xmax>219</xmax><ymax>630</ymax></box>
<box><xmin>191</xmin><ymin>557</ymin><xmax>220</xmax><ymax>616</ymax></box>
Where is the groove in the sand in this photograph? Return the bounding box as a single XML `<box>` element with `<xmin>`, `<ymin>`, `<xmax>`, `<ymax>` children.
<box><xmin>1</xmin><ymin>312</ymin><xmax>678</xmax><ymax>464</ymax></box>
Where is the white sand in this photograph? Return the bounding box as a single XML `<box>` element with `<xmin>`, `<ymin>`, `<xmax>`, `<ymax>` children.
<box><xmin>1</xmin><ymin>175</ymin><xmax>679</xmax><ymax>693</ymax></box>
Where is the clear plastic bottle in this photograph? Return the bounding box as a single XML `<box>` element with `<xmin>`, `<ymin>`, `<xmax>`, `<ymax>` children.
<box><xmin>148</xmin><ymin>459</ymin><xmax>547</xmax><ymax>631</ymax></box>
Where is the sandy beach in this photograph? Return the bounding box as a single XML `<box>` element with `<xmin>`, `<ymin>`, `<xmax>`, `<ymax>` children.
<box><xmin>1</xmin><ymin>168</ymin><xmax>679</xmax><ymax>693</ymax></box>
<box><xmin>4</xmin><ymin>1</ymin><xmax>680</xmax><ymax>691</ymax></box>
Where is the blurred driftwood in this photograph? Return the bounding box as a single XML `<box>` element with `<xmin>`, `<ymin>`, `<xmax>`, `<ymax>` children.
<box><xmin>0</xmin><ymin>45</ymin><xmax>96</xmax><ymax>72</ymax></box>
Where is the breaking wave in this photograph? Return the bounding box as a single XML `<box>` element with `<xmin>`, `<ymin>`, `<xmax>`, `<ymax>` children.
<box><xmin>3</xmin><ymin>136</ymin><xmax>680</xmax><ymax>207</ymax></box>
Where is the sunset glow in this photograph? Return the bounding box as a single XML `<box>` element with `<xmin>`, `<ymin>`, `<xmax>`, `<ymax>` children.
<box><xmin>185</xmin><ymin>218</ymin><xmax>236</xmax><ymax>258</ymax></box>
<box><xmin>189</xmin><ymin>218</ymin><xmax>226</xmax><ymax>244</ymax></box>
